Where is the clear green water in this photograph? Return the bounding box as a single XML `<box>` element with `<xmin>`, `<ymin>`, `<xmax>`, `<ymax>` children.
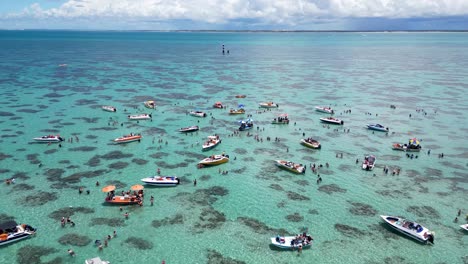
<box><xmin>0</xmin><ymin>31</ymin><xmax>467</xmax><ymax>264</ymax></box>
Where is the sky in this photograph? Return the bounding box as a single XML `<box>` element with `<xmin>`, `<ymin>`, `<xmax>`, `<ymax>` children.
<box><xmin>0</xmin><ymin>0</ymin><xmax>467</xmax><ymax>30</ymax></box>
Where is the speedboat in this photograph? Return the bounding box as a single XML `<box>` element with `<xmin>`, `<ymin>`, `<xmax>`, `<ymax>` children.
<box><xmin>33</xmin><ymin>135</ymin><xmax>64</xmax><ymax>143</ymax></box>
<box><xmin>271</xmin><ymin>234</ymin><xmax>313</xmax><ymax>250</ymax></box>
<box><xmin>239</xmin><ymin>119</ymin><xmax>254</xmax><ymax>131</ymax></box>
<box><xmin>128</xmin><ymin>113</ymin><xmax>152</xmax><ymax>120</ymax></box>
<box><xmin>380</xmin><ymin>215</ymin><xmax>434</xmax><ymax>244</ymax></box>
<box><xmin>259</xmin><ymin>102</ymin><xmax>279</xmax><ymax>108</ymax></box>
<box><xmin>229</xmin><ymin>108</ymin><xmax>245</xmax><ymax>115</ymax></box>
<box><xmin>271</xmin><ymin>114</ymin><xmax>289</xmax><ymax>124</ymax></box>
<box><xmin>179</xmin><ymin>125</ymin><xmax>199</xmax><ymax>133</ymax></box>
<box><xmin>300</xmin><ymin>138</ymin><xmax>321</xmax><ymax>149</ymax></box>
<box><xmin>202</xmin><ymin>135</ymin><xmax>221</xmax><ymax>151</ymax></box>
<box><xmin>275</xmin><ymin>160</ymin><xmax>306</xmax><ymax>174</ymax></box>
<box><xmin>189</xmin><ymin>111</ymin><xmax>207</xmax><ymax>117</ymax></box>
<box><xmin>320</xmin><ymin>117</ymin><xmax>343</xmax><ymax>125</ymax></box>
<box><xmin>362</xmin><ymin>155</ymin><xmax>376</xmax><ymax>171</ymax></box>
<box><xmin>367</xmin><ymin>124</ymin><xmax>388</xmax><ymax>132</ymax></box>
<box><xmin>144</xmin><ymin>100</ymin><xmax>156</xmax><ymax>109</ymax></box>
<box><xmin>315</xmin><ymin>106</ymin><xmax>334</xmax><ymax>114</ymax></box>
<box><xmin>213</xmin><ymin>102</ymin><xmax>223</xmax><ymax>108</ymax></box>
<box><xmin>460</xmin><ymin>224</ymin><xmax>468</xmax><ymax>232</ymax></box>
<box><xmin>85</xmin><ymin>257</ymin><xmax>110</xmax><ymax>264</ymax></box>
<box><xmin>0</xmin><ymin>220</ymin><xmax>36</xmax><ymax>246</ymax></box>
<box><xmin>113</xmin><ymin>133</ymin><xmax>142</xmax><ymax>144</ymax></box>
<box><xmin>102</xmin><ymin>105</ymin><xmax>117</xmax><ymax>112</ymax></box>
<box><xmin>199</xmin><ymin>154</ymin><xmax>229</xmax><ymax>166</ymax></box>
<box><xmin>141</xmin><ymin>176</ymin><xmax>179</xmax><ymax>187</ymax></box>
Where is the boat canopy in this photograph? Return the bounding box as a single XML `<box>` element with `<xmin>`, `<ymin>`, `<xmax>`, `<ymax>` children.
<box><xmin>0</xmin><ymin>220</ymin><xmax>18</xmax><ymax>232</ymax></box>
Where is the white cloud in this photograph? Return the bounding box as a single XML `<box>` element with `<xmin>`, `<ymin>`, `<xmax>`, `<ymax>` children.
<box><xmin>2</xmin><ymin>0</ymin><xmax>468</xmax><ymax>28</ymax></box>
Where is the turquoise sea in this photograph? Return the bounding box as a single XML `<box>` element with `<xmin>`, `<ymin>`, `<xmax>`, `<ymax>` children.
<box><xmin>0</xmin><ymin>31</ymin><xmax>467</xmax><ymax>264</ymax></box>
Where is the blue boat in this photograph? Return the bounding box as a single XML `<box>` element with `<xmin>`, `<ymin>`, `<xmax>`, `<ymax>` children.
<box><xmin>367</xmin><ymin>123</ymin><xmax>388</xmax><ymax>132</ymax></box>
<box><xmin>239</xmin><ymin>118</ymin><xmax>254</xmax><ymax>131</ymax></box>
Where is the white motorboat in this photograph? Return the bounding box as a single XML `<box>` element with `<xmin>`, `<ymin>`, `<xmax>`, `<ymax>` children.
<box><xmin>102</xmin><ymin>105</ymin><xmax>117</xmax><ymax>112</ymax></box>
<box><xmin>85</xmin><ymin>257</ymin><xmax>110</xmax><ymax>264</ymax></box>
<box><xmin>141</xmin><ymin>176</ymin><xmax>179</xmax><ymax>187</ymax></box>
<box><xmin>460</xmin><ymin>224</ymin><xmax>468</xmax><ymax>232</ymax></box>
<box><xmin>33</xmin><ymin>135</ymin><xmax>64</xmax><ymax>143</ymax></box>
<box><xmin>315</xmin><ymin>106</ymin><xmax>334</xmax><ymax>114</ymax></box>
<box><xmin>199</xmin><ymin>154</ymin><xmax>229</xmax><ymax>166</ymax></box>
<box><xmin>179</xmin><ymin>125</ymin><xmax>199</xmax><ymax>133</ymax></box>
<box><xmin>189</xmin><ymin>111</ymin><xmax>207</xmax><ymax>117</ymax></box>
<box><xmin>0</xmin><ymin>220</ymin><xmax>36</xmax><ymax>246</ymax></box>
<box><xmin>367</xmin><ymin>123</ymin><xmax>388</xmax><ymax>132</ymax></box>
<box><xmin>270</xmin><ymin>234</ymin><xmax>313</xmax><ymax>250</ymax></box>
<box><xmin>259</xmin><ymin>102</ymin><xmax>279</xmax><ymax>108</ymax></box>
<box><xmin>380</xmin><ymin>215</ymin><xmax>434</xmax><ymax>244</ymax></box>
<box><xmin>362</xmin><ymin>155</ymin><xmax>376</xmax><ymax>171</ymax></box>
<box><xmin>300</xmin><ymin>138</ymin><xmax>321</xmax><ymax>149</ymax></box>
<box><xmin>144</xmin><ymin>100</ymin><xmax>156</xmax><ymax>109</ymax></box>
<box><xmin>128</xmin><ymin>113</ymin><xmax>152</xmax><ymax>120</ymax></box>
<box><xmin>202</xmin><ymin>135</ymin><xmax>221</xmax><ymax>151</ymax></box>
<box><xmin>113</xmin><ymin>133</ymin><xmax>142</xmax><ymax>144</ymax></box>
<box><xmin>320</xmin><ymin>117</ymin><xmax>343</xmax><ymax>125</ymax></box>
<box><xmin>275</xmin><ymin>160</ymin><xmax>306</xmax><ymax>174</ymax></box>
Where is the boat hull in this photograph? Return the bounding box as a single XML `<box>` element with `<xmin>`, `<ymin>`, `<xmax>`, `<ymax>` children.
<box><xmin>380</xmin><ymin>215</ymin><xmax>434</xmax><ymax>244</ymax></box>
<box><xmin>105</xmin><ymin>196</ymin><xmax>139</xmax><ymax>205</ymax></box>
<box><xmin>102</xmin><ymin>106</ymin><xmax>117</xmax><ymax>112</ymax></box>
<box><xmin>179</xmin><ymin>126</ymin><xmax>199</xmax><ymax>133</ymax></box>
<box><xmin>199</xmin><ymin>155</ymin><xmax>229</xmax><ymax>166</ymax></box>
<box><xmin>320</xmin><ymin>118</ymin><xmax>343</xmax><ymax>125</ymax></box>
<box><xmin>367</xmin><ymin>124</ymin><xmax>388</xmax><ymax>132</ymax></box>
<box><xmin>128</xmin><ymin>114</ymin><xmax>151</xmax><ymax>120</ymax></box>
<box><xmin>0</xmin><ymin>233</ymin><xmax>34</xmax><ymax>246</ymax></box>
<box><xmin>190</xmin><ymin>112</ymin><xmax>206</xmax><ymax>117</ymax></box>
<box><xmin>461</xmin><ymin>224</ymin><xmax>468</xmax><ymax>232</ymax></box>
<box><xmin>202</xmin><ymin>139</ymin><xmax>221</xmax><ymax>151</ymax></box>
<box><xmin>141</xmin><ymin>176</ymin><xmax>179</xmax><ymax>187</ymax></box>
<box><xmin>144</xmin><ymin>101</ymin><xmax>156</xmax><ymax>109</ymax></box>
<box><xmin>315</xmin><ymin>107</ymin><xmax>334</xmax><ymax>114</ymax></box>
<box><xmin>114</xmin><ymin>136</ymin><xmax>141</xmax><ymax>144</ymax></box>
<box><xmin>270</xmin><ymin>236</ymin><xmax>312</xmax><ymax>250</ymax></box>
<box><xmin>259</xmin><ymin>103</ymin><xmax>278</xmax><ymax>108</ymax></box>
<box><xmin>33</xmin><ymin>136</ymin><xmax>64</xmax><ymax>143</ymax></box>
<box><xmin>300</xmin><ymin>139</ymin><xmax>321</xmax><ymax>149</ymax></box>
<box><xmin>275</xmin><ymin>160</ymin><xmax>305</xmax><ymax>174</ymax></box>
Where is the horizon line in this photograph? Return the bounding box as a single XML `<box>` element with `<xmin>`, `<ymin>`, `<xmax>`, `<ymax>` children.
<box><xmin>1</xmin><ymin>29</ymin><xmax>468</xmax><ymax>33</ymax></box>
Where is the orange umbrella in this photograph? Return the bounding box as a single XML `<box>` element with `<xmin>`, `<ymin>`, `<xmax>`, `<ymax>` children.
<box><xmin>131</xmin><ymin>184</ymin><xmax>144</xmax><ymax>191</ymax></box>
<box><xmin>101</xmin><ymin>185</ymin><xmax>116</xmax><ymax>193</ymax></box>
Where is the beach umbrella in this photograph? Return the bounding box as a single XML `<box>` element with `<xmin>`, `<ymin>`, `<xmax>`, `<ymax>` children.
<box><xmin>131</xmin><ymin>184</ymin><xmax>144</xmax><ymax>191</ymax></box>
<box><xmin>101</xmin><ymin>185</ymin><xmax>116</xmax><ymax>193</ymax></box>
<box><xmin>238</xmin><ymin>104</ymin><xmax>245</xmax><ymax>108</ymax></box>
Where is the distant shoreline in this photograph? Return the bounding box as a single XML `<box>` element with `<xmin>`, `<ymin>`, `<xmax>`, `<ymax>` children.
<box><xmin>1</xmin><ymin>29</ymin><xmax>468</xmax><ymax>33</ymax></box>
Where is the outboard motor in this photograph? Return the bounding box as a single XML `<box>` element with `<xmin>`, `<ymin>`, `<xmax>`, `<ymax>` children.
<box><xmin>427</xmin><ymin>234</ymin><xmax>434</xmax><ymax>244</ymax></box>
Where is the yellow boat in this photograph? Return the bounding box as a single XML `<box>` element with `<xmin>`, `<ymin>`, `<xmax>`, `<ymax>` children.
<box><xmin>199</xmin><ymin>154</ymin><xmax>229</xmax><ymax>166</ymax></box>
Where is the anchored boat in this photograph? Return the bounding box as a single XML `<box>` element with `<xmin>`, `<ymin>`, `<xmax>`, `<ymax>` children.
<box><xmin>141</xmin><ymin>176</ymin><xmax>179</xmax><ymax>187</ymax></box>
<box><xmin>0</xmin><ymin>220</ymin><xmax>36</xmax><ymax>246</ymax></box>
<box><xmin>380</xmin><ymin>215</ymin><xmax>434</xmax><ymax>244</ymax></box>
<box><xmin>33</xmin><ymin>135</ymin><xmax>64</xmax><ymax>143</ymax></box>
